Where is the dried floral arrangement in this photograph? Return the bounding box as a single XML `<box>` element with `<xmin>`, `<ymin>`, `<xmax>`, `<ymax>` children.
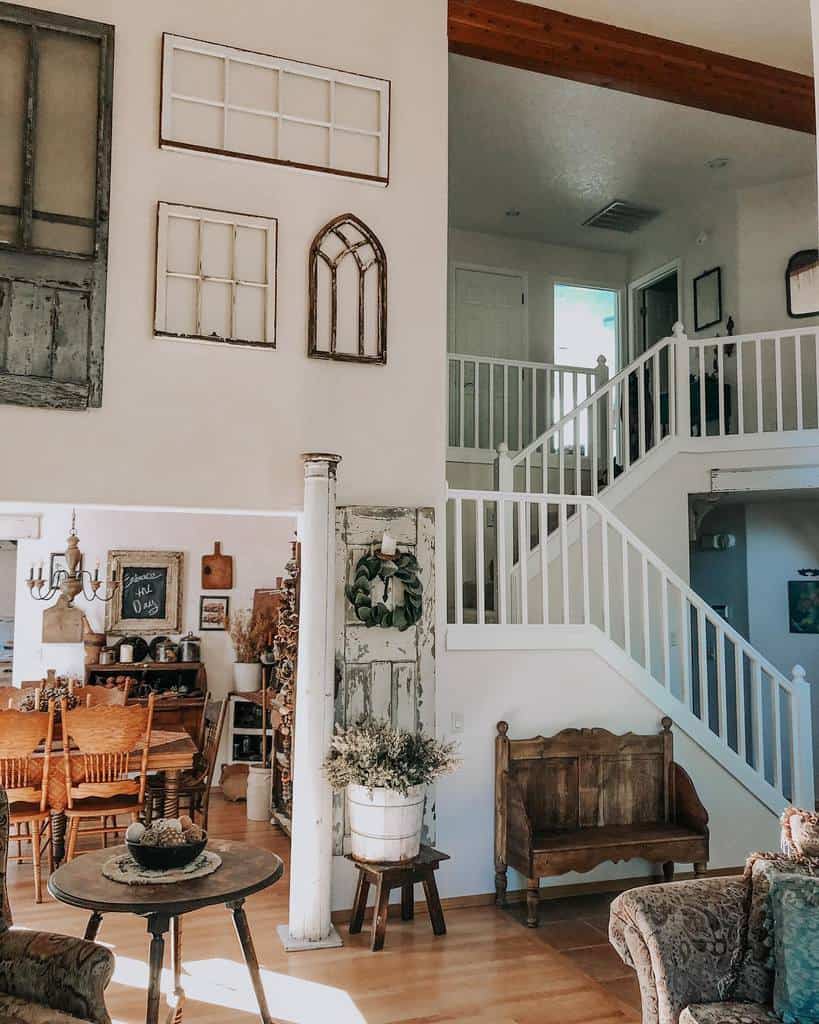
<box><xmin>223</xmin><ymin>607</ymin><xmax>276</xmax><ymax>663</ymax></box>
<box><xmin>324</xmin><ymin>717</ymin><xmax>458</xmax><ymax>796</ymax></box>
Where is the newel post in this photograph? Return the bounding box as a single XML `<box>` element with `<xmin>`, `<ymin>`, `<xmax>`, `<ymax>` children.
<box><xmin>278</xmin><ymin>453</ymin><xmax>344</xmax><ymax>951</ymax></box>
<box><xmin>595</xmin><ymin>355</ymin><xmax>609</xmax><ymax>460</ymax></box>
<box><xmin>670</xmin><ymin>322</ymin><xmax>689</xmax><ymax>439</ymax></box>
<box><xmin>790</xmin><ymin>664</ymin><xmax>815</xmax><ymax>809</ymax></box>
<box><xmin>494</xmin><ymin>441</ymin><xmax>514</xmax><ymax>492</ymax></box>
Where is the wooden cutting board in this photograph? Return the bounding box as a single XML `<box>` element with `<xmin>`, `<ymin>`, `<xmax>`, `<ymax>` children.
<box><xmin>201</xmin><ymin>541</ymin><xmax>233</xmax><ymax>590</ymax></box>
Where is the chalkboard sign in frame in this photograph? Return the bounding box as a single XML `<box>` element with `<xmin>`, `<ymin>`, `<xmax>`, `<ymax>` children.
<box><xmin>105</xmin><ymin>549</ymin><xmax>184</xmax><ymax>635</ymax></box>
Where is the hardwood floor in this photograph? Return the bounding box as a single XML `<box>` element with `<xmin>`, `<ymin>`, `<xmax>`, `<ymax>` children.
<box><xmin>6</xmin><ymin>796</ymin><xmax>641</xmax><ymax>1024</ymax></box>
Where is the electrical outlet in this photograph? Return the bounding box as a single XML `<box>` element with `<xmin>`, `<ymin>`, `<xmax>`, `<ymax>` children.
<box><xmin>451</xmin><ymin>711</ymin><xmax>464</xmax><ymax>733</ymax></box>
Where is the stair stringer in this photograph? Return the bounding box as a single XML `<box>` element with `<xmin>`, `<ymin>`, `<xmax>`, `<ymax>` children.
<box><xmin>447</xmin><ymin>621</ymin><xmax>788</xmax><ymax>817</ymax></box>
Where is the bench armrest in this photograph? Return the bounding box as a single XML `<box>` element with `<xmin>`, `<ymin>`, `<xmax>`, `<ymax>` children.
<box><xmin>609</xmin><ymin>876</ymin><xmax>746</xmax><ymax>1024</ymax></box>
<box><xmin>672</xmin><ymin>763</ymin><xmax>709</xmax><ymax>835</ymax></box>
<box><xmin>0</xmin><ymin>927</ymin><xmax>114</xmax><ymax>1024</ymax></box>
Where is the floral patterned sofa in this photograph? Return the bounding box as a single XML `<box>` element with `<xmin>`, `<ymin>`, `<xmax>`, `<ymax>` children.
<box><xmin>609</xmin><ymin>850</ymin><xmax>819</xmax><ymax>1024</ymax></box>
<box><xmin>0</xmin><ymin>790</ymin><xmax>114</xmax><ymax>1024</ymax></box>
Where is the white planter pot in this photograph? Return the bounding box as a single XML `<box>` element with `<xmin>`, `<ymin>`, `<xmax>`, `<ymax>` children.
<box><xmin>233</xmin><ymin>662</ymin><xmax>261</xmax><ymax>693</ymax></box>
<box><xmin>246</xmin><ymin>763</ymin><xmax>272</xmax><ymax>821</ymax></box>
<box><xmin>347</xmin><ymin>784</ymin><xmax>425</xmax><ymax>863</ymax></box>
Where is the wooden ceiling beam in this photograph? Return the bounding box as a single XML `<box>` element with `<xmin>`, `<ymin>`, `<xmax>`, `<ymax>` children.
<box><xmin>448</xmin><ymin>0</ymin><xmax>816</xmax><ymax>135</ymax></box>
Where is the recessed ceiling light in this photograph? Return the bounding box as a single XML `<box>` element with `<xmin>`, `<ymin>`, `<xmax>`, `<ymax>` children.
<box><xmin>505</xmin><ymin>208</ymin><xmax>521</xmax><ymax>217</ymax></box>
<box><xmin>706</xmin><ymin>157</ymin><xmax>731</xmax><ymax>170</ymax></box>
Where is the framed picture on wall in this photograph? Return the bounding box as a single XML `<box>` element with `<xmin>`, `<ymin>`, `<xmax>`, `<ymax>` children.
<box><xmin>693</xmin><ymin>267</ymin><xmax>722</xmax><ymax>331</ymax></box>
<box><xmin>787</xmin><ymin>579</ymin><xmax>819</xmax><ymax>634</ymax></box>
<box><xmin>786</xmin><ymin>249</ymin><xmax>819</xmax><ymax>318</ymax></box>
<box><xmin>105</xmin><ymin>550</ymin><xmax>184</xmax><ymax>635</ymax></box>
<box><xmin>200</xmin><ymin>595</ymin><xmax>229</xmax><ymax>631</ymax></box>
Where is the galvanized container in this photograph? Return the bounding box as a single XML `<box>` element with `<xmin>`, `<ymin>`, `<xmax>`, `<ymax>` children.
<box><xmin>347</xmin><ymin>784</ymin><xmax>424</xmax><ymax>862</ymax></box>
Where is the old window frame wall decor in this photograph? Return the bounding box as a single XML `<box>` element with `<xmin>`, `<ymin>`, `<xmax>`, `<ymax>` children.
<box><xmin>308</xmin><ymin>213</ymin><xmax>387</xmax><ymax>365</ymax></box>
<box><xmin>160</xmin><ymin>34</ymin><xmax>390</xmax><ymax>185</ymax></box>
<box><xmin>154</xmin><ymin>202</ymin><xmax>278</xmax><ymax>349</ymax></box>
<box><xmin>0</xmin><ymin>3</ymin><xmax>114</xmax><ymax>410</ymax></box>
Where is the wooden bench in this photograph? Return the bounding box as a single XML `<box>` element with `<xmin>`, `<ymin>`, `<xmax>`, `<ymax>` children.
<box><xmin>494</xmin><ymin>717</ymin><xmax>709</xmax><ymax>927</ymax></box>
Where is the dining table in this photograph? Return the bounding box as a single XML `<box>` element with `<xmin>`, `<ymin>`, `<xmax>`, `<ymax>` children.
<box><xmin>36</xmin><ymin>728</ymin><xmax>197</xmax><ymax>864</ymax></box>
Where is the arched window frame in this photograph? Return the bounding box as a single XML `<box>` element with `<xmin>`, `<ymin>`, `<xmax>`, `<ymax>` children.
<box><xmin>308</xmin><ymin>213</ymin><xmax>387</xmax><ymax>365</ymax></box>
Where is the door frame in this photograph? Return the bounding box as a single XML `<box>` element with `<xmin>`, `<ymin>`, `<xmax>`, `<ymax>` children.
<box><xmin>448</xmin><ymin>261</ymin><xmax>529</xmax><ymax>357</ymax></box>
<box><xmin>627</xmin><ymin>258</ymin><xmax>683</xmax><ymax>362</ymax></box>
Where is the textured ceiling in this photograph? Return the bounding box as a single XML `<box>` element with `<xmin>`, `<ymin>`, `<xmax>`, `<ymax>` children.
<box><xmin>449</xmin><ymin>55</ymin><xmax>817</xmax><ymax>252</ymax></box>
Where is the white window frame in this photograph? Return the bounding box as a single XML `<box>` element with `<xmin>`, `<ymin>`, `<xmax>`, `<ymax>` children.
<box><xmin>154</xmin><ymin>202</ymin><xmax>278</xmax><ymax>349</ymax></box>
<box><xmin>627</xmin><ymin>258</ymin><xmax>683</xmax><ymax>361</ymax></box>
<box><xmin>551</xmin><ymin>277</ymin><xmax>625</xmax><ymax>370</ymax></box>
<box><xmin>160</xmin><ymin>34</ymin><xmax>391</xmax><ymax>186</ymax></box>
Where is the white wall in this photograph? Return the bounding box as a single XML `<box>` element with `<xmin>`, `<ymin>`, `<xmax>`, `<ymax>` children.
<box><xmin>629</xmin><ymin>174</ymin><xmax>818</xmax><ymax>339</ymax></box>
<box><xmin>0</xmin><ymin>0</ymin><xmax>448</xmax><ymax>515</ymax></box>
<box><xmin>433</xmin><ymin>647</ymin><xmax>779</xmax><ymax>902</ymax></box>
<box><xmin>449</xmin><ymin>228</ymin><xmax>629</xmax><ymax>364</ymax></box>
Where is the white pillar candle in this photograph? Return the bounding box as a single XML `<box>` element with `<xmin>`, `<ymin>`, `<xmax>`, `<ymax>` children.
<box><xmin>119</xmin><ymin>643</ymin><xmax>134</xmax><ymax>664</ymax></box>
<box><xmin>380</xmin><ymin>531</ymin><xmax>397</xmax><ymax>556</ymax></box>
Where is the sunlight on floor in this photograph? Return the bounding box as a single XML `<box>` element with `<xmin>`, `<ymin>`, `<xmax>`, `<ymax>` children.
<box><xmin>111</xmin><ymin>955</ymin><xmax>368</xmax><ymax>1024</ymax></box>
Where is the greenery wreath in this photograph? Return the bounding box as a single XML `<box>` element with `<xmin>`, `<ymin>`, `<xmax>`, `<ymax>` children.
<box><xmin>345</xmin><ymin>550</ymin><xmax>423</xmax><ymax>631</ymax></box>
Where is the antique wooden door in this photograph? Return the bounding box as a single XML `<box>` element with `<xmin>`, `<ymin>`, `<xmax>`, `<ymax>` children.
<box><xmin>333</xmin><ymin>506</ymin><xmax>436</xmax><ymax>854</ymax></box>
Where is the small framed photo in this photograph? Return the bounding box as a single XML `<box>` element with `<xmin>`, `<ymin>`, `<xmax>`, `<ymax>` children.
<box><xmin>788</xmin><ymin>580</ymin><xmax>819</xmax><ymax>634</ymax></box>
<box><xmin>50</xmin><ymin>551</ymin><xmax>81</xmax><ymax>586</ymax></box>
<box><xmin>200</xmin><ymin>595</ymin><xmax>229</xmax><ymax>631</ymax></box>
<box><xmin>693</xmin><ymin>266</ymin><xmax>722</xmax><ymax>331</ymax></box>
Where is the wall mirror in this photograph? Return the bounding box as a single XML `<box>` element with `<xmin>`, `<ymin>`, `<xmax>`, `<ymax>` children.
<box><xmin>786</xmin><ymin>249</ymin><xmax>819</xmax><ymax>318</ymax></box>
<box><xmin>693</xmin><ymin>267</ymin><xmax>722</xmax><ymax>332</ymax></box>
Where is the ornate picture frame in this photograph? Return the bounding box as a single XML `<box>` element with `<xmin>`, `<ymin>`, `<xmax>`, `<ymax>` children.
<box><xmin>105</xmin><ymin>550</ymin><xmax>184</xmax><ymax>635</ymax></box>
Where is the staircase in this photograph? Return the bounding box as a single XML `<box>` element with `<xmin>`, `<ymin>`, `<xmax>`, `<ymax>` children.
<box><xmin>446</xmin><ymin>323</ymin><xmax>819</xmax><ymax>814</ymax></box>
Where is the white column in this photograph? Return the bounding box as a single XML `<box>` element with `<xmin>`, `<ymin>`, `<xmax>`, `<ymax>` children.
<box><xmin>671</xmin><ymin>322</ymin><xmax>690</xmax><ymax>439</ymax></box>
<box><xmin>790</xmin><ymin>664</ymin><xmax>815</xmax><ymax>810</ymax></box>
<box><xmin>278</xmin><ymin>453</ymin><xmax>343</xmax><ymax>951</ymax></box>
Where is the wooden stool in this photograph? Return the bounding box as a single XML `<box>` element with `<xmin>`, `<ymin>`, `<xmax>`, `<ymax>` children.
<box><xmin>347</xmin><ymin>845</ymin><xmax>450</xmax><ymax>951</ymax></box>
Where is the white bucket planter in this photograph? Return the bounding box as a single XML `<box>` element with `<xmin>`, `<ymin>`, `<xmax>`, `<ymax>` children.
<box><xmin>347</xmin><ymin>784</ymin><xmax>425</xmax><ymax>862</ymax></box>
<box><xmin>233</xmin><ymin>662</ymin><xmax>261</xmax><ymax>693</ymax></box>
<box><xmin>246</xmin><ymin>763</ymin><xmax>272</xmax><ymax>821</ymax></box>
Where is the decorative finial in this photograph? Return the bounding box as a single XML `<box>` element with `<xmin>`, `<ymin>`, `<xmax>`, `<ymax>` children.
<box><xmin>661</xmin><ymin>716</ymin><xmax>672</xmax><ymax>732</ymax></box>
<box><xmin>497</xmin><ymin>721</ymin><xmax>509</xmax><ymax>736</ymax></box>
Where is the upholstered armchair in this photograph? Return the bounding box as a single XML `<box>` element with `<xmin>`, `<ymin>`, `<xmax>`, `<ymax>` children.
<box><xmin>0</xmin><ymin>789</ymin><xmax>115</xmax><ymax>1024</ymax></box>
<box><xmin>609</xmin><ymin>852</ymin><xmax>817</xmax><ymax>1024</ymax></box>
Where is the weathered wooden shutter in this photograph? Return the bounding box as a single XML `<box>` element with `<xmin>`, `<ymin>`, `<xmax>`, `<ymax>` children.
<box><xmin>0</xmin><ymin>4</ymin><xmax>113</xmax><ymax>410</ymax></box>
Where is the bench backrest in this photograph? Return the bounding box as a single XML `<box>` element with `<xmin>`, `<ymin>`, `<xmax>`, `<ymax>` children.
<box><xmin>496</xmin><ymin>718</ymin><xmax>674</xmax><ymax>832</ymax></box>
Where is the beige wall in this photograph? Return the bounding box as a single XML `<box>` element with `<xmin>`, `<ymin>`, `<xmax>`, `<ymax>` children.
<box><xmin>0</xmin><ymin>0</ymin><xmax>448</xmax><ymax>514</ymax></box>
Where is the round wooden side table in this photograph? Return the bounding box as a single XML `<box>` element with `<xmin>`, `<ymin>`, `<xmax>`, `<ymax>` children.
<box><xmin>48</xmin><ymin>838</ymin><xmax>284</xmax><ymax>1024</ymax></box>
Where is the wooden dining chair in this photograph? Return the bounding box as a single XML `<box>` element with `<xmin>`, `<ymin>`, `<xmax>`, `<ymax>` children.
<box><xmin>146</xmin><ymin>698</ymin><xmax>227</xmax><ymax>830</ymax></box>
<box><xmin>7</xmin><ymin>684</ymin><xmax>41</xmax><ymax>709</ymax></box>
<box><xmin>61</xmin><ymin>694</ymin><xmax>156</xmax><ymax>860</ymax></box>
<box><xmin>0</xmin><ymin>702</ymin><xmax>55</xmax><ymax>902</ymax></box>
<box><xmin>84</xmin><ymin>679</ymin><xmax>132</xmax><ymax>706</ymax></box>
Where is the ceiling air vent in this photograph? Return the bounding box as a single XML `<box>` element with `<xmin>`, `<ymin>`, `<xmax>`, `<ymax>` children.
<box><xmin>583</xmin><ymin>200</ymin><xmax>660</xmax><ymax>234</ymax></box>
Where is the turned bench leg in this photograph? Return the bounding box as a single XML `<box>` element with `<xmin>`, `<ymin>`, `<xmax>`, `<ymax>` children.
<box><xmin>526</xmin><ymin>879</ymin><xmax>539</xmax><ymax>928</ymax></box>
<box><xmin>662</xmin><ymin>861</ymin><xmax>674</xmax><ymax>883</ymax></box>
<box><xmin>494</xmin><ymin>863</ymin><xmax>508</xmax><ymax>907</ymax></box>
<box><xmin>693</xmin><ymin>862</ymin><xmax>707</xmax><ymax>877</ymax></box>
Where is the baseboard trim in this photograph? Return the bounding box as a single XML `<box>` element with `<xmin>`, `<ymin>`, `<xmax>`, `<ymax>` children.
<box><xmin>331</xmin><ymin>864</ymin><xmax>742</xmax><ymax>924</ymax></box>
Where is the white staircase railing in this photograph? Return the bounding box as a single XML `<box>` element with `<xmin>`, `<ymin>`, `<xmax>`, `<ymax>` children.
<box><xmin>447</xmin><ymin>486</ymin><xmax>814</xmax><ymax>812</ymax></box>
<box><xmin>500</xmin><ymin>323</ymin><xmax>819</xmax><ymax>497</ymax></box>
<box><xmin>448</xmin><ymin>352</ymin><xmax>608</xmax><ymax>453</ymax></box>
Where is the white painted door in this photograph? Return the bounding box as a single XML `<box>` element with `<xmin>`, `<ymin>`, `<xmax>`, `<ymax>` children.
<box><xmin>333</xmin><ymin>507</ymin><xmax>436</xmax><ymax>855</ymax></box>
<box><xmin>452</xmin><ymin>265</ymin><xmax>527</xmax><ymax>359</ymax></box>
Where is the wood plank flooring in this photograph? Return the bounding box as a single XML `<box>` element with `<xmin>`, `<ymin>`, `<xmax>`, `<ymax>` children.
<box><xmin>6</xmin><ymin>796</ymin><xmax>641</xmax><ymax>1024</ymax></box>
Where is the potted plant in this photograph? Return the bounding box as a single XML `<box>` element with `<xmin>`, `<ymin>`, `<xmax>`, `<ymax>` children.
<box><xmin>324</xmin><ymin>717</ymin><xmax>457</xmax><ymax>862</ymax></box>
<box><xmin>223</xmin><ymin>608</ymin><xmax>273</xmax><ymax>693</ymax></box>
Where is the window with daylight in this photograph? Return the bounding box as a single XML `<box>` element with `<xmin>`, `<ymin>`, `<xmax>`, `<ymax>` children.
<box><xmin>553</xmin><ymin>284</ymin><xmax>619</xmax><ymax>370</ymax></box>
<box><xmin>0</xmin><ymin>3</ymin><xmax>113</xmax><ymax>410</ymax></box>
<box><xmin>160</xmin><ymin>35</ymin><xmax>391</xmax><ymax>184</ymax></box>
<box><xmin>154</xmin><ymin>203</ymin><xmax>278</xmax><ymax>349</ymax></box>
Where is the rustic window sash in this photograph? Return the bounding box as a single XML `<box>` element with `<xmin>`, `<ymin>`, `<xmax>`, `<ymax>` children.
<box><xmin>160</xmin><ymin>34</ymin><xmax>390</xmax><ymax>185</ymax></box>
<box><xmin>154</xmin><ymin>202</ymin><xmax>278</xmax><ymax>349</ymax></box>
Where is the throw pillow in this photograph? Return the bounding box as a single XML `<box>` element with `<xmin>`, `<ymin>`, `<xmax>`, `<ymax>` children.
<box><xmin>770</xmin><ymin>872</ymin><xmax>819</xmax><ymax>1024</ymax></box>
<box><xmin>781</xmin><ymin>807</ymin><xmax>819</xmax><ymax>858</ymax></box>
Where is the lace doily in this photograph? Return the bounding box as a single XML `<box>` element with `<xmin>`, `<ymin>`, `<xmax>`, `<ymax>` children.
<box><xmin>102</xmin><ymin>850</ymin><xmax>222</xmax><ymax>885</ymax></box>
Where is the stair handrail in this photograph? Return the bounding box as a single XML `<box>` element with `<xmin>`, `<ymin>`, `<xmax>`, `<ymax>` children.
<box><xmin>506</xmin><ymin>324</ymin><xmax>685</xmax><ymax>472</ymax></box>
<box><xmin>448</xmin><ymin>351</ymin><xmax>605</xmax><ymax>375</ymax></box>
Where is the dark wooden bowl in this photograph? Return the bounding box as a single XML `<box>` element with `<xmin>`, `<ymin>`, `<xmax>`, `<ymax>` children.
<box><xmin>127</xmin><ymin>834</ymin><xmax>207</xmax><ymax>870</ymax></box>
